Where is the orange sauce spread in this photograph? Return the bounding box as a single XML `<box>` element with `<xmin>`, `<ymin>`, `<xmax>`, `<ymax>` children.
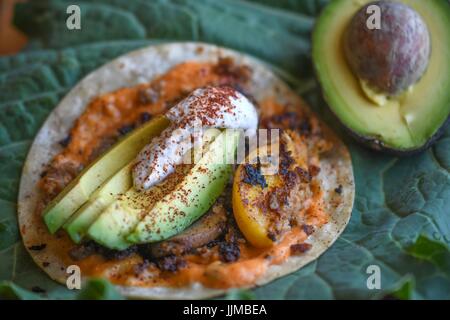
<box><xmin>38</xmin><ymin>60</ymin><xmax>329</xmax><ymax>289</ymax></box>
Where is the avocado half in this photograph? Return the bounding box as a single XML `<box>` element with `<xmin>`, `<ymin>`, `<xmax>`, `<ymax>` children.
<box><xmin>312</xmin><ymin>0</ymin><xmax>450</xmax><ymax>154</ymax></box>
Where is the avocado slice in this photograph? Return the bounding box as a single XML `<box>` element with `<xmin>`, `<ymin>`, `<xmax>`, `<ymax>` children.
<box><xmin>84</xmin><ymin>190</ymin><xmax>145</xmax><ymax>250</ymax></box>
<box><xmin>127</xmin><ymin>130</ymin><xmax>240</xmax><ymax>244</ymax></box>
<box><xmin>84</xmin><ymin>166</ymin><xmax>191</xmax><ymax>250</ymax></box>
<box><xmin>43</xmin><ymin>116</ymin><xmax>170</xmax><ymax>233</ymax></box>
<box><xmin>63</xmin><ymin>163</ymin><xmax>133</xmax><ymax>243</ymax></box>
<box><xmin>312</xmin><ymin>0</ymin><xmax>450</xmax><ymax>153</ymax></box>
<box><xmin>88</xmin><ymin>129</ymin><xmax>240</xmax><ymax>249</ymax></box>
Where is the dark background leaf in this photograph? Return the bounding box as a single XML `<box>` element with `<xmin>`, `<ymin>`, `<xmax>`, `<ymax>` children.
<box><xmin>76</xmin><ymin>278</ymin><xmax>124</xmax><ymax>300</ymax></box>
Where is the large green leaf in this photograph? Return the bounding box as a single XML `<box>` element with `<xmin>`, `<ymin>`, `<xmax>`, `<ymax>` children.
<box><xmin>14</xmin><ymin>2</ymin><xmax>147</xmax><ymax>47</ymax></box>
<box><xmin>1</xmin><ymin>0</ymin><xmax>449</xmax><ymax>300</ymax></box>
<box><xmin>13</xmin><ymin>0</ymin><xmax>315</xmax><ymax>74</ymax></box>
<box><xmin>246</xmin><ymin>0</ymin><xmax>329</xmax><ymax>16</ymax></box>
<box><xmin>14</xmin><ymin>0</ymin><xmax>197</xmax><ymax>48</ymax></box>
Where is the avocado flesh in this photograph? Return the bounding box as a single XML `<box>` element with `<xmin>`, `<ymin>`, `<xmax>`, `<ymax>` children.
<box><xmin>85</xmin><ymin>196</ymin><xmax>142</xmax><ymax>250</ymax></box>
<box><xmin>43</xmin><ymin>116</ymin><xmax>169</xmax><ymax>233</ymax></box>
<box><xmin>63</xmin><ymin>163</ymin><xmax>133</xmax><ymax>243</ymax></box>
<box><xmin>88</xmin><ymin>129</ymin><xmax>239</xmax><ymax>249</ymax></box>
<box><xmin>86</xmin><ymin>165</ymin><xmax>192</xmax><ymax>250</ymax></box>
<box><xmin>313</xmin><ymin>0</ymin><xmax>450</xmax><ymax>151</ymax></box>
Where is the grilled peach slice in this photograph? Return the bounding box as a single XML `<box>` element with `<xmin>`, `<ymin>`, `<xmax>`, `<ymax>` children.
<box><xmin>233</xmin><ymin>160</ymin><xmax>282</xmax><ymax>248</ymax></box>
<box><xmin>233</xmin><ymin>130</ymin><xmax>310</xmax><ymax>248</ymax></box>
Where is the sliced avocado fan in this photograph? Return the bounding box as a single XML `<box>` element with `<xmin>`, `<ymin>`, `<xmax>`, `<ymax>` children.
<box><xmin>43</xmin><ymin>116</ymin><xmax>170</xmax><ymax>233</ymax></box>
<box><xmin>88</xmin><ymin>129</ymin><xmax>240</xmax><ymax>250</ymax></box>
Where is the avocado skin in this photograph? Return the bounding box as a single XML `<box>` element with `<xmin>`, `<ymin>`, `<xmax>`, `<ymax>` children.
<box><xmin>312</xmin><ymin>45</ymin><xmax>450</xmax><ymax>156</ymax></box>
<box><xmin>312</xmin><ymin>58</ymin><xmax>450</xmax><ymax>156</ymax></box>
<box><xmin>311</xmin><ymin>0</ymin><xmax>450</xmax><ymax>155</ymax></box>
<box><xmin>316</xmin><ymin>86</ymin><xmax>450</xmax><ymax>156</ymax></box>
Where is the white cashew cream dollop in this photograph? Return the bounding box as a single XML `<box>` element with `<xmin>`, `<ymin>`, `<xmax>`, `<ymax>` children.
<box><xmin>132</xmin><ymin>86</ymin><xmax>258</xmax><ymax>190</ymax></box>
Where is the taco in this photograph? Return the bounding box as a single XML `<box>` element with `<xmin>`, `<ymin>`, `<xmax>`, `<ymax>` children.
<box><xmin>18</xmin><ymin>42</ymin><xmax>354</xmax><ymax>299</ymax></box>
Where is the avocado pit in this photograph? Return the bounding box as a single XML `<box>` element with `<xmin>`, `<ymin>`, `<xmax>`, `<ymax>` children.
<box><xmin>344</xmin><ymin>1</ymin><xmax>431</xmax><ymax>99</ymax></box>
